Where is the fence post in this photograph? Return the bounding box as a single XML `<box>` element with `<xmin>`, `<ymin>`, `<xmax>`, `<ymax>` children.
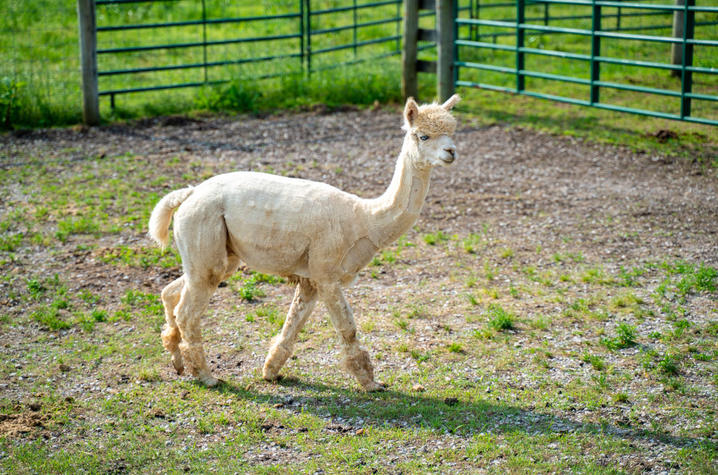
<box><xmin>402</xmin><ymin>0</ymin><xmax>419</xmax><ymax>100</ymax></box>
<box><xmin>679</xmin><ymin>0</ymin><xmax>695</xmax><ymax>118</ymax></box>
<box><xmin>671</xmin><ymin>0</ymin><xmax>685</xmax><ymax>77</ymax></box>
<box><xmin>77</xmin><ymin>0</ymin><xmax>100</xmax><ymax>125</ymax></box>
<box><xmin>436</xmin><ymin>0</ymin><xmax>455</xmax><ymax>101</ymax></box>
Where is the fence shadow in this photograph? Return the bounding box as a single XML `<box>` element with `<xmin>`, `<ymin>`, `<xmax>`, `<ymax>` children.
<box><xmin>212</xmin><ymin>377</ymin><xmax>709</xmax><ymax>450</ymax></box>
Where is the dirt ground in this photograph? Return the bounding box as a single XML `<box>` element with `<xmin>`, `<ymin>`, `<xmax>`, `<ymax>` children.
<box><xmin>4</xmin><ymin>107</ymin><xmax>717</xmax><ymax>263</ymax></box>
<box><xmin>0</xmin><ymin>107</ymin><xmax>716</xmax><ymax>472</ymax></box>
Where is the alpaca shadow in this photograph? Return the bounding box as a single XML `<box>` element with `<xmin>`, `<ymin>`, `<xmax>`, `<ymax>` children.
<box><xmin>213</xmin><ymin>377</ymin><xmax>709</xmax><ymax>450</ymax></box>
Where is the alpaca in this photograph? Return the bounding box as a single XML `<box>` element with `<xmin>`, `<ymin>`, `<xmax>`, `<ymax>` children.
<box><xmin>148</xmin><ymin>95</ymin><xmax>460</xmax><ymax>390</ymax></box>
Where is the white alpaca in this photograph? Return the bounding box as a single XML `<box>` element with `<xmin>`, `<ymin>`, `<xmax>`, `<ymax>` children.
<box><xmin>148</xmin><ymin>95</ymin><xmax>460</xmax><ymax>390</ymax></box>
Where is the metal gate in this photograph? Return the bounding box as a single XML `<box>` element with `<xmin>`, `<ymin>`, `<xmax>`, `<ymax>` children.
<box><xmin>453</xmin><ymin>0</ymin><xmax>718</xmax><ymax>125</ymax></box>
<box><xmin>78</xmin><ymin>0</ymin><xmax>404</xmax><ymax>123</ymax></box>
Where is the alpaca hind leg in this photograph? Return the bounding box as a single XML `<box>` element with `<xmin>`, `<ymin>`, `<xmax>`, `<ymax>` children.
<box><xmin>172</xmin><ymin>210</ymin><xmax>232</xmax><ymax>386</ymax></box>
<box><xmin>161</xmin><ymin>276</ymin><xmax>185</xmax><ymax>375</ymax></box>
<box><xmin>175</xmin><ymin>280</ymin><xmax>219</xmax><ymax>386</ymax></box>
<box><xmin>263</xmin><ymin>279</ymin><xmax>317</xmax><ymax>381</ymax></box>
<box><xmin>319</xmin><ymin>283</ymin><xmax>383</xmax><ymax>391</ymax></box>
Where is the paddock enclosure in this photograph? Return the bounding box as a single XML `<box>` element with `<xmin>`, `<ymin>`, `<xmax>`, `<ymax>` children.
<box><xmin>1</xmin><ymin>108</ymin><xmax>716</xmax><ymax>471</ymax></box>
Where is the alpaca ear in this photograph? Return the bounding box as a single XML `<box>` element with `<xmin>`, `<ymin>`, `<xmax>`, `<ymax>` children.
<box><xmin>441</xmin><ymin>94</ymin><xmax>461</xmax><ymax>110</ymax></box>
<box><xmin>404</xmin><ymin>97</ymin><xmax>419</xmax><ymax>127</ymax></box>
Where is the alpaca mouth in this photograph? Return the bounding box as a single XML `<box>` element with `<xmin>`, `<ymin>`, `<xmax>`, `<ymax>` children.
<box><xmin>441</xmin><ymin>156</ymin><xmax>455</xmax><ymax>164</ymax></box>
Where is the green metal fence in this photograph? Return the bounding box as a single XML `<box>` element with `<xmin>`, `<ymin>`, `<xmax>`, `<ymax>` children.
<box><xmin>94</xmin><ymin>0</ymin><xmax>404</xmax><ymax>108</ymax></box>
<box><xmin>454</xmin><ymin>0</ymin><xmax>718</xmax><ymax>125</ymax></box>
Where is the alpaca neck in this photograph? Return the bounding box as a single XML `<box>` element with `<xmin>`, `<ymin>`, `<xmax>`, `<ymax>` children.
<box><xmin>365</xmin><ymin>136</ymin><xmax>431</xmax><ymax>248</ymax></box>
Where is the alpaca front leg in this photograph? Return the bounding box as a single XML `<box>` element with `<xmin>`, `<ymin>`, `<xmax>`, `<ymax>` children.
<box><xmin>319</xmin><ymin>284</ymin><xmax>384</xmax><ymax>391</ymax></box>
<box><xmin>263</xmin><ymin>279</ymin><xmax>318</xmax><ymax>381</ymax></box>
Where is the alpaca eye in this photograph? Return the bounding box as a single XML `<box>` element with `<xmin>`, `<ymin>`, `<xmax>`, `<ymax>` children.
<box><xmin>420</xmin><ymin>135</ymin><xmax>429</xmax><ymax>141</ymax></box>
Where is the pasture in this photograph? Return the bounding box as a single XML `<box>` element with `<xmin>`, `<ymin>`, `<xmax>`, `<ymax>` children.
<box><xmin>0</xmin><ymin>106</ymin><xmax>716</xmax><ymax>472</ymax></box>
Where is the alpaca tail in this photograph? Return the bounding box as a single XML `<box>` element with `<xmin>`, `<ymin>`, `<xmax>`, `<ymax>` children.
<box><xmin>148</xmin><ymin>186</ymin><xmax>194</xmax><ymax>249</ymax></box>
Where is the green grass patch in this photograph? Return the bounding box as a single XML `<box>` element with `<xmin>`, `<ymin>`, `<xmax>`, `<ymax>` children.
<box><xmin>486</xmin><ymin>304</ymin><xmax>516</xmax><ymax>331</ymax></box>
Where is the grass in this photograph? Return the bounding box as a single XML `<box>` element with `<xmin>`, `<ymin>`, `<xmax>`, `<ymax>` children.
<box><xmin>0</xmin><ymin>0</ymin><xmax>405</xmax><ymax>128</ymax></box>
<box><xmin>1</xmin><ymin>63</ymin><xmax>718</xmax><ymax>473</ymax></box>
<box><xmin>486</xmin><ymin>304</ymin><xmax>516</xmax><ymax>332</ymax></box>
<box><xmin>601</xmin><ymin>322</ymin><xmax>638</xmax><ymax>350</ymax></box>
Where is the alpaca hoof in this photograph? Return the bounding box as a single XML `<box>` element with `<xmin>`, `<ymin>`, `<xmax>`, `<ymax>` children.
<box><xmin>172</xmin><ymin>357</ymin><xmax>184</xmax><ymax>375</ymax></box>
<box><xmin>200</xmin><ymin>374</ymin><xmax>219</xmax><ymax>387</ymax></box>
<box><xmin>262</xmin><ymin>366</ymin><xmax>281</xmax><ymax>382</ymax></box>
<box><xmin>363</xmin><ymin>381</ymin><xmax>386</xmax><ymax>392</ymax></box>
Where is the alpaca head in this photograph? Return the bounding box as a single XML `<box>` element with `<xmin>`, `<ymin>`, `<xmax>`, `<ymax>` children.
<box><xmin>402</xmin><ymin>94</ymin><xmax>460</xmax><ymax>168</ymax></box>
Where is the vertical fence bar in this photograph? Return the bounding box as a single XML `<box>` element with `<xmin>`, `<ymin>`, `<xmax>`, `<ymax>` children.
<box><xmin>680</xmin><ymin>0</ymin><xmax>695</xmax><ymax>118</ymax></box>
<box><xmin>402</xmin><ymin>0</ymin><xmax>419</xmax><ymax>100</ymax></box>
<box><xmin>590</xmin><ymin>0</ymin><xmax>601</xmax><ymax>104</ymax></box>
<box><xmin>452</xmin><ymin>0</ymin><xmax>458</xmax><ymax>90</ymax></box>
<box><xmin>353</xmin><ymin>0</ymin><xmax>358</xmax><ymax>57</ymax></box>
<box><xmin>202</xmin><ymin>0</ymin><xmax>208</xmax><ymax>84</ymax></box>
<box><xmin>396</xmin><ymin>0</ymin><xmax>401</xmax><ymax>53</ymax></box>
<box><xmin>299</xmin><ymin>0</ymin><xmax>305</xmax><ymax>72</ymax></box>
<box><xmin>77</xmin><ymin>0</ymin><xmax>100</xmax><ymax>125</ymax></box>
<box><xmin>543</xmin><ymin>3</ymin><xmax>549</xmax><ymax>26</ymax></box>
<box><xmin>437</xmin><ymin>0</ymin><xmax>456</xmax><ymax>101</ymax></box>
<box><xmin>476</xmin><ymin>0</ymin><xmax>481</xmax><ymax>41</ymax></box>
<box><xmin>515</xmin><ymin>0</ymin><xmax>525</xmax><ymax>93</ymax></box>
<box><xmin>306</xmin><ymin>0</ymin><xmax>312</xmax><ymax>75</ymax></box>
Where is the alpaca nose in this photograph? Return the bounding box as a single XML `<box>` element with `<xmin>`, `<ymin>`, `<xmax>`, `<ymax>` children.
<box><xmin>444</xmin><ymin>146</ymin><xmax>456</xmax><ymax>162</ymax></box>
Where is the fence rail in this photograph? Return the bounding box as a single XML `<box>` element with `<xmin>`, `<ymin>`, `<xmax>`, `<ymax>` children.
<box><xmin>452</xmin><ymin>0</ymin><xmax>718</xmax><ymax>125</ymax></box>
<box><xmin>75</xmin><ymin>0</ymin><xmax>718</xmax><ymax>125</ymax></box>
<box><xmin>79</xmin><ymin>0</ymin><xmax>405</xmax><ymax>121</ymax></box>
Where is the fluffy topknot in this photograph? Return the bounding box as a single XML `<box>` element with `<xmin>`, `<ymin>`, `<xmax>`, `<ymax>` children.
<box><xmin>413</xmin><ymin>104</ymin><xmax>457</xmax><ymax>136</ymax></box>
<box><xmin>403</xmin><ymin>94</ymin><xmax>460</xmax><ymax>136</ymax></box>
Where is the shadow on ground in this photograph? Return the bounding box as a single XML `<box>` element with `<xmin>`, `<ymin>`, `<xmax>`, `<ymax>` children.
<box><xmin>210</xmin><ymin>377</ymin><xmax>712</xmax><ymax>450</ymax></box>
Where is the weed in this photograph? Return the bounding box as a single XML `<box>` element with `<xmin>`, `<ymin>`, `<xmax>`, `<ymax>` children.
<box><xmin>581</xmin><ymin>266</ymin><xmax>614</xmax><ymax>285</ymax></box>
<box><xmin>447</xmin><ymin>342</ymin><xmax>464</xmax><ymax>353</ymax></box>
<box><xmin>91</xmin><ymin>309</ymin><xmax>107</xmax><ymax>322</ymax></box>
<box><xmin>254</xmin><ymin>306</ymin><xmax>282</xmax><ymax>329</ymax></box>
<box><xmin>484</xmin><ymin>262</ymin><xmax>497</xmax><ymax>281</ymax></box>
<box><xmin>55</xmin><ymin>216</ymin><xmax>99</xmax><ymax>242</ymax></box>
<box><xmin>250</xmin><ymin>272</ymin><xmax>284</xmax><ymax>285</ymax></box>
<box><xmin>601</xmin><ymin>323</ymin><xmax>637</xmax><ymax>350</ymax></box>
<box><xmin>26</xmin><ymin>278</ymin><xmax>47</xmax><ymax>299</ymax></box>
<box><xmin>473</xmin><ymin>328</ymin><xmax>493</xmax><ymax>340</ymax></box>
<box><xmin>582</xmin><ymin>354</ymin><xmax>605</xmax><ymax>371</ymax></box>
<box><xmin>613</xmin><ymin>392</ymin><xmax>629</xmax><ymax>403</ymax></box>
<box><xmin>31</xmin><ymin>306</ymin><xmax>70</xmax><ymax>330</ymax></box>
<box><xmin>238</xmin><ymin>282</ymin><xmax>265</xmax><ymax>302</ymax></box>
<box><xmin>592</xmin><ymin>372</ymin><xmax>609</xmax><ymax>389</ymax></box>
<box><xmin>138</xmin><ymin>366</ymin><xmax>161</xmax><ymax>383</ymax></box>
<box><xmin>500</xmin><ymin>247</ymin><xmax>514</xmax><ymax>259</ymax></box>
<box><xmin>658</xmin><ymin>353</ymin><xmax>680</xmax><ymax>375</ymax></box>
<box><xmin>410</xmin><ymin>350</ymin><xmax>430</xmax><ymax>363</ymax></box>
<box><xmin>406</xmin><ymin>305</ymin><xmax>427</xmax><ymax>319</ymax></box>
<box><xmin>486</xmin><ymin>304</ymin><xmax>515</xmax><ymax>331</ymax></box>
<box><xmin>423</xmin><ymin>230</ymin><xmax>450</xmax><ymax>246</ymax></box>
<box><xmin>462</xmin><ymin>233</ymin><xmax>482</xmax><ymax>254</ymax></box>
<box><xmin>466</xmin><ymin>294</ymin><xmax>479</xmax><ymax>306</ymax></box>
<box><xmin>529</xmin><ymin>315</ymin><xmax>550</xmax><ymax>330</ymax></box>
<box><xmin>0</xmin><ymin>232</ymin><xmax>23</xmax><ymax>251</ymax></box>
